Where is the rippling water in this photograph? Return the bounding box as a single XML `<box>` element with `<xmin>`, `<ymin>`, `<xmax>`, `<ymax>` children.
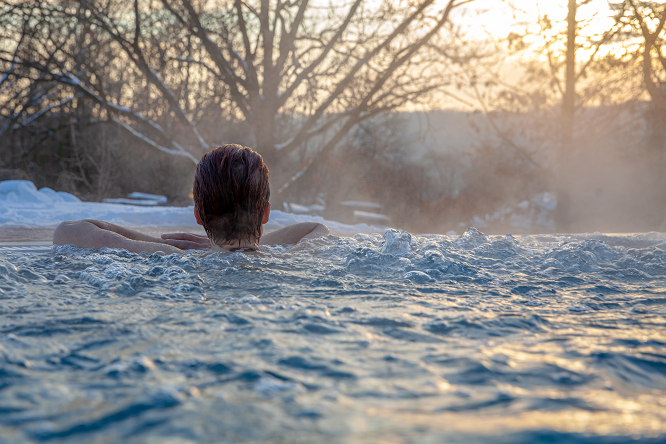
<box><xmin>1</xmin><ymin>228</ymin><xmax>666</xmax><ymax>443</ymax></box>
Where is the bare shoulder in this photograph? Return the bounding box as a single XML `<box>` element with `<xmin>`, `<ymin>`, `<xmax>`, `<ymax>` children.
<box><xmin>52</xmin><ymin>219</ymin><xmax>184</xmax><ymax>254</ymax></box>
<box><xmin>299</xmin><ymin>222</ymin><xmax>330</xmax><ymax>241</ymax></box>
<box><xmin>260</xmin><ymin>222</ymin><xmax>330</xmax><ymax>246</ymax></box>
<box><xmin>53</xmin><ymin>220</ymin><xmax>94</xmax><ymax>245</ymax></box>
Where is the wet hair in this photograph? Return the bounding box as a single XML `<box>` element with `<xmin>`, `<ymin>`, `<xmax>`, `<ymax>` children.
<box><xmin>193</xmin><ymin>144</ymin><xmax>270</xmax><ymax>246</ymax></box>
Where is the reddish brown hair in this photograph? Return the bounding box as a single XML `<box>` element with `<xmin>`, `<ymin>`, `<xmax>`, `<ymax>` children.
<box><xmin>193</xmin><ymin>144</ymin><xmax>270</xmax><ymax>246</ymax></box>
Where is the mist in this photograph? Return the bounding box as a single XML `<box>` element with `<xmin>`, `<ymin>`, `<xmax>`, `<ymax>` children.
<box><xmin>276</xmin><ymin>102</ymin><xmax>665</xmax><ymax>235</ymax></box>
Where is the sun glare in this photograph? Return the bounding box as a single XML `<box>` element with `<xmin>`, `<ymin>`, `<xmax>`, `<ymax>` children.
<box><xmin>460</xmin><ymin>0</ymin><xmax>615</xmax><ymax>40</ymax></box>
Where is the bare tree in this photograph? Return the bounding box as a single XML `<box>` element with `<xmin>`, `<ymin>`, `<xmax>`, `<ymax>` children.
<box><xmin>606</xmin><ymin>0</ymin><xmax>666</xmax><ymax>222</ymax></box>
<box><xmin>451</xmin><ymin>1</ymin><xmax>637</xmax><ymax>231</ymax></box>
<box><xmin>609</xmin><ymin>1</ymin><xmax>666</xmax><ymax>145</ymax></box>
<box><xmin>1</xmin><ymin>0</ymin><xmax>474</xmax><ymax>195</ymax></box>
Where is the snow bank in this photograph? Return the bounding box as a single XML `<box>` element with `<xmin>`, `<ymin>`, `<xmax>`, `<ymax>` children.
<box><xmin>0</xmin><ymin>180</ymin><xmax>81</xmax><ymax>204</ymax></box>
<box><xmin>0</xmin><ymin>180</ymin><xmax>385</xmax><ymax>234</ymax></box>
<box><xmin>266</xmin><ymin>211</ymin><xmax>386</xmax><ymax>234</ymax></box>
<box><xmin>464</xmin><ymin>192</ymin><xmax>557</xmax><ymax>233</ymax></box>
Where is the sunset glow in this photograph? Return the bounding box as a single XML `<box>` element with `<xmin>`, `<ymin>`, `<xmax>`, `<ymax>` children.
<box><xmin>460</xmin><ymin>0</ymin><xmax>616</xmax><ymax>40</ymax></box>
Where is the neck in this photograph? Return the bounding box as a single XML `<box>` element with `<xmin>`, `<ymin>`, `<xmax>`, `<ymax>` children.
<box><xmin>209</xmin><ymin>237</ymin><xmax>259</xmax><ymax>253</ymax></box>
<box><xmin>207</xmin><ymin>227</ymin><xmax>263</xmax><ymax>253</ymax></box>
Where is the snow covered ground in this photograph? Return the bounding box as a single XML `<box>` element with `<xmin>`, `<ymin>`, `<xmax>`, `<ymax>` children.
<box><xmin>0</xmin><ymin>180</ymin><xmax>386</xmax><ymax>234</ymax></box>
<box><xmin>463</xmin><ymin>192</ymin><xmax>557</xmax><ymax>233</ymax></box>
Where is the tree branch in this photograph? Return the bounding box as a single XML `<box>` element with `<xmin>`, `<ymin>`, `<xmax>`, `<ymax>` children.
<box><xmin>279</xmin><ymin>0</ymin><xmax>462</xmax><ymax>154</ymax></box>
<box><xmin>277</xmin><ymin>0</ymin><xmax>362</xmax><ymax>109</ymax></box>
<box><xmin>177</xmin><ymin>0</ymin><xmax>253</xmax><ymax>120</ymax></box>
<box><xmin>80</xmin><ymin>0</ymin><xmax>210</xmax><ymax>151</ymax></box>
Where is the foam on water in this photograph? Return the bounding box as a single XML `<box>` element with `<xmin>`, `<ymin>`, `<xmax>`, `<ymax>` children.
<box><xmin>1</xmin><ymin>229</ymin><xmax>666</xmax><ymax>443</ymax></box>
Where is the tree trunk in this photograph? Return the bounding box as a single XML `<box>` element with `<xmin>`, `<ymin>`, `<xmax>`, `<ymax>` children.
<box><xmin>644</xmin><ymin>97</ymin><xmax>666</xmax><ymax>228</ymax></box>
<box><xmin>555</xmin><ymin>0</ymin><xmax>577</xmax><ymax>232</ymax></box>
<box><xmin>635</xmin><ymin>7</ymin><xmax>666</xmax><ymax>229</ymax></box>
<box><xmin>253</xmin><ymin>109</ymin><xmax>278</xmax><ymax>168</ymax></box>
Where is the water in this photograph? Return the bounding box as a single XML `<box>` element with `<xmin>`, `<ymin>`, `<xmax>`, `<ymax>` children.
<box><xmin>1</xmin><ymin>228</ymin><xmax>666</xmax><ymax>443</ymax></box>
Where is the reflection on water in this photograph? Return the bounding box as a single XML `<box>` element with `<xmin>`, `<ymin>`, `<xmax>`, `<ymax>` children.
<box><xmin>1</xmin><ymin>228</ymin><xmax>665</xmax><ymax>443</ymax></box>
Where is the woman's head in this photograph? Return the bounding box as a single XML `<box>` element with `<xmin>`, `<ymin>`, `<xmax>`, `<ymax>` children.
<box><xmin>193</xmin><ymin>144</ymin><xmax>270</xmax><ymax>246</ymax></box>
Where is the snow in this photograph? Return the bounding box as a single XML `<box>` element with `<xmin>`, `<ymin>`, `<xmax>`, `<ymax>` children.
<box><xmin>107</xmin><ymin>102</ymin><xmax>132</xmax><ymax>113</ymax></box>
<box><xmin>461</xmin><ymin>192</ymin><xmax>557</xmax><ymax>232</ymax></box>
<box><xmin>340</xmin><ymin>201</ymin><xmax>382</xmax><ymax>210</ymax></box>
<box><xmin>268</xmin><ymin>211</ymin><xmax>386</xmax><ymax>234</ymax></box>
<box><xmin>352</xmin><ymin>210</ymin><xmax>390</xmax><ymax>223</ymax></box>
<box><xmin>128</xmin><ymin>192</ymin><xmax>168</xmax><ymax>204</ymax></box>
<box><xmin>103</xmin><ymin>198</ymin><xmax>159</xmax><ymax>206</ymax></box>
<box><xmin>0</xmin><ymin>180</ymin><xmax>558</xmax><ymax>235</ymax></box>
<box><xmin>0</xmin><ymin>180</ymin><xmax>386</xmax><ymax>234</ymax></box>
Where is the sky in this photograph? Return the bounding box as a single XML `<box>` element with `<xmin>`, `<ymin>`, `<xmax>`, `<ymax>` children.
<box><xmin>460</xmin><ymin>0</ymin><xmax>615</xmax><ymax>40</ymax></box>
<box><xmin>423</xmin><ymin>0</ymin><xmax>620</xmax><ymax>111</ymax></box>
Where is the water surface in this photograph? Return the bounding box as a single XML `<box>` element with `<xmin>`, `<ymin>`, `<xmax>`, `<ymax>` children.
<box><xmin>1</xmin><ymin>228</ymin><xmax>665</xmax><ymax>443</ymax></box>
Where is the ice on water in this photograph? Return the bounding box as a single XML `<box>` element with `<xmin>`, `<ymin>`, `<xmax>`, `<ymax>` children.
<box><xmin>1</xmin><ymin>228</ymin><xmax>666</xmax><ymax>442</ymax></box>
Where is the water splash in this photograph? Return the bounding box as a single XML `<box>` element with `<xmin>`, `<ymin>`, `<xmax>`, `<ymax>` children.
<box><xmin>0</xmin><ymin>229</ymin><xmax>665</xmax><ymax>442</ymax></box>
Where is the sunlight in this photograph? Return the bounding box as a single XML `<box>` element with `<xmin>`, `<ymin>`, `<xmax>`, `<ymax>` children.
<box><xmin>460</xmin><ymin>0</ymin><xmax>615</xmax><ymax>40</ymax></box>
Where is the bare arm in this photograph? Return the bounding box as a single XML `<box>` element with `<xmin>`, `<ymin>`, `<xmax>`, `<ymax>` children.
<box><xmin>161</xmin><ymin>222</ymin><xmax>331</xmax><ymax>250</ymax></box>
<box><xmin>161</xmin><ymin>232</ymin><xmax>211</xmax><ymax>250</ymax></box>
<box><xmin>260</xmin><ymin>222</ymin><xmax>330</xmax><ymax>246</ymax></box>
<box><xmin>53</xmin><ymin>219</ymin><xmax>184</xmax><ymax>254</ymax></box>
